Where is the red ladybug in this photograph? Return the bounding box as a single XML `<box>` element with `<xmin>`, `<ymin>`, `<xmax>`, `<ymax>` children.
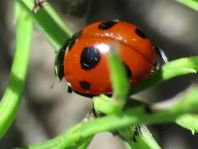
<box><xmin>55</xmin><ymin>20</ymin><xmax>167</xmax><ymax>96</ymax></box>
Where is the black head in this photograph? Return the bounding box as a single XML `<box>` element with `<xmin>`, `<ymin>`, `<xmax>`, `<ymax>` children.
<box><xmin>54</xmin><ymin>31</ymin><xmax>81</xmax><ymax>80</ymax></box>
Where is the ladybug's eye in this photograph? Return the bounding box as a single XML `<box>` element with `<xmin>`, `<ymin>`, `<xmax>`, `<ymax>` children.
<box><xmin>135</xmin><ymin>28</ymin><xmax>147</xmax><ymax>39</ymax></box>
<box><xmin>80</xmin><ymin>47</ymin><xmax>101</xmax><ymax>70</ymax></box>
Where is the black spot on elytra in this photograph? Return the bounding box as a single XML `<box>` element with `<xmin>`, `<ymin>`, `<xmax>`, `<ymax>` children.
<box><xmin>79</xmin><ymin>81</ymin><xmax>91</xmax><ymax>90</ymax></box>
<box><xmin>98</xmin><ymin>20</ymin><xmax>118</xmax><ymax>30</ymax></box>
<box><xmin>67</xmin><ymin>30</ymin><xmax>82</xmax><ymax>51</ymax></box>
<box><xmin>135</xmin><ymin>28</ymin><xmax>147</xmax><ymax>39</ymax></box>
<box><xmin>80</xmin><ymin>47</ymin><xmax>101</xmax><ymax>70</ymax></box>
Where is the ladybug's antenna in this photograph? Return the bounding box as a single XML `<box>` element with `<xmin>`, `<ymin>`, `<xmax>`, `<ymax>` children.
<box><xmin>155</xmin><ymin>47</ymin><xmax>169</xmax><ymax>64</ymax></box>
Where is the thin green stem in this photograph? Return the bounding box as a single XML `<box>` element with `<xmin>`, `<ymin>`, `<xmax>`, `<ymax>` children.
<box><xmin>77</xmin><ymin>137</ymin><xmax>93</xmax><ymax>149</ymax></box>
<box><xmin>177</xmin><ymin>0</ymin><xmax>198</xmax><ymax>11</ymax></box>
<box><xmin>176</xmin><ymin>114</ymin><xmax>198</xmax><ymax>134</ymax></box>
<box><xmin>0</xmin><ymin>3</ymin><xmax>33</xmax><ymax>138</ymax></box>
<box><xmin>16</xmin><ymin>0</ymin><xmax>72</xmax><ymax>52</ymax></box>
<box><xmin>123</xmin><ymin>141</ymin><xmax>133</xmax><ymax>149</ymax></box>
<box><xmin>93</xmin><ymin>45</ymin><xmax>130</xmax><ymax>115</ymax></box>
<box><xmin>131</xmin><ymin>56</ymin><xmax>198</xmax><ymax>94</ymax></box>
<box><xmin>107</xmin><ymin>44</ymin><xmax>129</xmax><ymax>111</ymax></box>
<box><xmin>118</xmin><ymin>125</ymin><xmax>161</xmax><ymax>149</ymax></box>
<box><xmin>26</xmin><ymin>86</ymin><xmax>198</xmax><ymax>148</ymax></box>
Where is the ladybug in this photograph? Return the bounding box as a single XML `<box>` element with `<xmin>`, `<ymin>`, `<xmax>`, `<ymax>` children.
<box><xmin>55</xmin><ymin>20</ymin><xmax>167</xmax><ymax>97</ymax></box>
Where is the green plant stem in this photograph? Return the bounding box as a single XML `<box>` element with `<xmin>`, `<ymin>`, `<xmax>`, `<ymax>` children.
<box><xmin>0</xmin><ymin>5</ymin><xmax>33</xmax><ymax>138</ymax></box>
<box><xmin>91</xmin><ymin>56</ymin><xmax>198</xmax><ymax>149</ymax></box>
<box><xmin>123</xmin><ymin>141</ymin><xmax>133</xmax><ymax>149</ymax></box>
<box><xmin>77</xmin><ymin>137</ymin><xmax>93</xmax><ymax>149</ymax></box>
<box><xmin>94</xmin><ymin>56</ymin><xmax>198</xmax><ymax>115</ymax></box>
<box><xmin>16</xmin><ymin>0</ymin><xmax>72</xmax><ymax>52</ymax></box>
<box><xmin>118</xmin><ymin>125</ymin><xmax>161</xmax><ymax>149</ymax></box>
<box><xmin>177</xmin><ymin>0</ymin><xmax>198</xmax><ymax>11</ymax></box>
<box><xmin>94</xmin><ymin>97</ymin><xmax>160</xmax><ymax>148</ymax></box>
<box><xmin>131</xmin><ymin>56</ymin><xmax>198</xmax><ymax>94</ymax></box>
<box><xmin>176</xmin><ymin>114</ymin><xmax>198</xmax><ymax>133</ymax></box>
<box><xmin>107</xmin><ymin>44</ymin><xmax>129</xmax><ymax>112</ymax></box>
<box><xmin>25</xmin><ymin>86</ymin><xmax>198</xmax><ymax>149</ymax></box>
<box><xmin>93</xmin><ymin>44</ymin><xmax>130</xmax><ymax>115</ymax></box>
<box><xmin>94</xmin><ymin>45</ymin><xmax>130</xmax><ymax>115</ymax></box>
<box><xmin>94</xmin><ymin>44</ymin><xmax>160</xmax><ymax>149</ymax></box>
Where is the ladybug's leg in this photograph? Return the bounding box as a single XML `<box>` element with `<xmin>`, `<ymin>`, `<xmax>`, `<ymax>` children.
<box><xmin>155</xmin><ymin>47</ymin><xmax>169</xmax><ymax>64</ymax></box>
<box><xmin>67</xmin><ymin>86</ymin><xmax>73</xmax><ymax>93</ymax></box>
<box><xmin>33</xmin><ymin>0</ymin><xmax>48</xmax><ymax>13</ymax></box>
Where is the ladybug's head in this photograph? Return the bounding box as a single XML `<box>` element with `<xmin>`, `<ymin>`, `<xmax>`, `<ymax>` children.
<box><xmin>54</xmin><ymin>31</ymin><xmax>81</xmax><ymax>80</ymax></box>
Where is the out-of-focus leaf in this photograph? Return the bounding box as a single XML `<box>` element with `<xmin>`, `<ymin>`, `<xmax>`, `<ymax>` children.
<box><xmin>0</xmin><ymin>2</ymin><xmax>33</xmax><ymax>138</ymax></box>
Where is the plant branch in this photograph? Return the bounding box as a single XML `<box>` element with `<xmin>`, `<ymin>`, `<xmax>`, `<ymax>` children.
<box><xmin>16</xmin><ymin>0</ymin><xmax>72</xmax><ymax>52</ymax></box>
<box><xmin>93</xmin><ymin>44</ymin><xmax>130</xmax><ymax>115</ymax></box>
<box><xmin>118</xmin><ymin>125</ymin><xmax>161</xmax><ymax>149</ymax></box>
<box><xmin>77</xmin><ymin>137</ymin><xmax>94</xmax><ymax>149</ymax></box>
<box><xmin>108</xmin><ymin>44</ymin><xmax>130</xmax><ymax>110</ymax></box>
<box><xmin>176</xmin><ymin>0</ymin><xmax>198</xmax><ymax>11</ymax></box>
<box><xmin>130</xmin><ymin>56</ymin><xmax>198</xmax><ymax>94</ymax></box>
<box><xmin>0</xmin><ymin>3</ymin><xmax>33</xmax><ymax>138</ymax></box>
<box><xmin>25</xmin><ymin>86</ymin><xmax>198</xmax><ymax>149</ymax></box>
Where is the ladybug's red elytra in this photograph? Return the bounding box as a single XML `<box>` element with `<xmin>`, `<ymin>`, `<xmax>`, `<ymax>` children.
<box><xmin>55</xmin><ymin>20</ymin><xmax>167</xmax><ymax>97</ymax></box>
